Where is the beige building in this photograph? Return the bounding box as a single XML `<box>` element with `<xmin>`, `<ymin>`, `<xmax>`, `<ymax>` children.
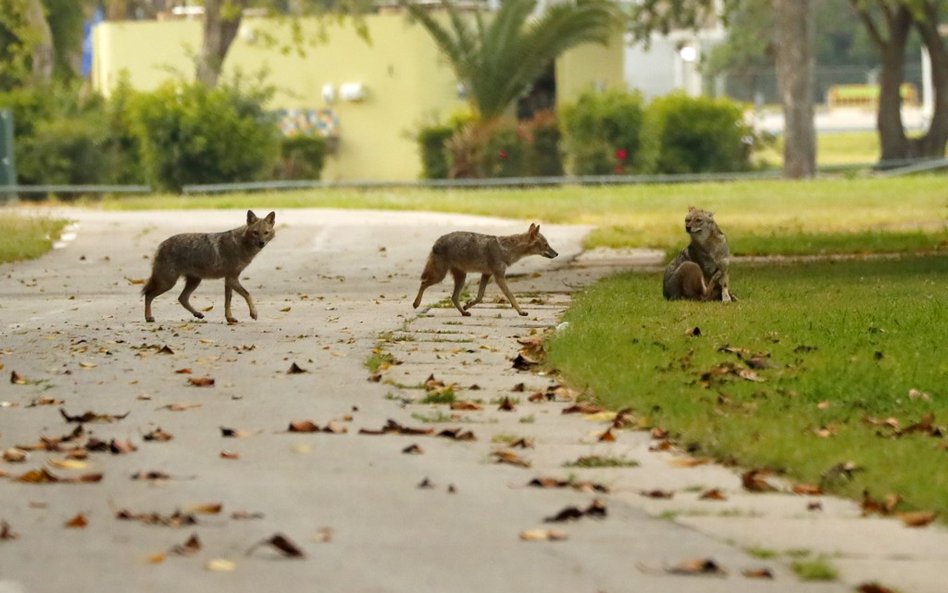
<box><xmin>92</xmin><ymin>12</ymin><xmax>624</xmax><ymax>181</ymax></box>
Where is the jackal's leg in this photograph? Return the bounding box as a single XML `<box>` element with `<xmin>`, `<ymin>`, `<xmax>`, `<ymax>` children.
<box><xmin>177</xmin><ymin>275</ymin><xmax>205</xmax><ymax>320</ymax></box>
<box><xmin>463</xmin><ymin>274</ymin><xmax>491</xmax><ymax>311</ymax></box>
<box><xmin>494</xmin><ymin>273</ymin><xmax>527</xmax><ymax>316</ymax></box>
<box><xmin>412</xmin><ymin>255</ymin><xmax>447</xmax><ymax>309</ymax></box>
<box><xmin>143</xmin><ymin>273</ymin><xmax>178</xmax><ymax>322</ymax></box>
<box><xmin>449</xmin><ymin>269</ymin><xmax>469</xmax><ymax>316</ymax></box>
<box><xmin>225</xmin><ymin>276</ymin><xmax>257</xmax><ymax>323</ymax></box>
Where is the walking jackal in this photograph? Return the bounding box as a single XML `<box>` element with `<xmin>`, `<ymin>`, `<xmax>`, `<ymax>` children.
<box><xmin>412</xmin><ymin>223</ymin><xmax>558</xmax><ymax>317</ymax></box>
<box><xmin>143</xmin><ymin>210</ymin><xmax>276</xmax><ymax>323</ymax></box>
<box><xmin>663</xmin><ymin>206</ymin><xmax>734</xmax><ymax>302</ymax></box>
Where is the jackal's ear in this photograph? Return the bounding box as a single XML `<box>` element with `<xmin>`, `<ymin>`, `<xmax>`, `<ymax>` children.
<box><xmin>264</xmin><ymin>211</ymin><xmax>276</xmax><ymax>225</ymax></box>
<box><xmin>687</xmin><ymin>205</ymin><xmax>696</xmax><ymax>212</ymax></box>
<box><xmin>247</xmin><ymin>210</ymin><xmax>258</xmax><ymax>224</ymax></box>
<box><xmin>528</xmin><ymin>223</ymin><xmax>538</xmax><ymax>236</ymax></box>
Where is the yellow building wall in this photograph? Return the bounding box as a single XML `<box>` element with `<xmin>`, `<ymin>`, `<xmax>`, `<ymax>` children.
<box><xmin>556</xmin><ymin>30</ymin><xmax>626</xmax><ymax>106</ymax></box>
<box><xmin>93</xmin><ymin>14</ymin><xmax>624</xmax><ymax>181</ymax></box>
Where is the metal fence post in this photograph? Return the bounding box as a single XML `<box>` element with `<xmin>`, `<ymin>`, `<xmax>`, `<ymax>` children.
<box><xmin>0</xmin><ymin>109</ymin><xmax>16</xmax><ymax>203</ymax></box>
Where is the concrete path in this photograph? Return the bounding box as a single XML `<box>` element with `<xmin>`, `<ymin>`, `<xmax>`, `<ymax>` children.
<box><xmin>0</xmin><ymin>208</ymin><xmax>943</xmax><ymax>593</ymax></box>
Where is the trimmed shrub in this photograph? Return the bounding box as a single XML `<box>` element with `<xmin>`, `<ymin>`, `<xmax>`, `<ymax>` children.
<box><xmin>0</xmin><ymin>83</ymin><xmax>143</xmax><ymax>192</ymax></box>
<box><xmin>522</xmin><ymin>110</ymin><xmax>564</xmax><ymax>177</ymax></box>
<box><xmin>480</xmin><ymin>119</ymin><xmax>528</xmax><ymax>178</ymax></box>
<box><xmin>273</xmin><ymin>135</ymin><xmax>327</xmax><ymax>180</ymax></box>
<box><xmin>561</xmin><ymin>89</ymin><xmax>644</xmax><ymax>175</ymax></box>
<box><xmin>417</xmin><ymin>124</ymin><xmax>454</xmax><ymax>179</ymax></box>
<box><xmin>639</xmin><ymin>93</ymin><xmax>752</xmax><ymax>174</ymax></box>
<box><xmin>128</xmin><ymin>81</ymin><xmax>279</xmax><ymax>192</ymax></box>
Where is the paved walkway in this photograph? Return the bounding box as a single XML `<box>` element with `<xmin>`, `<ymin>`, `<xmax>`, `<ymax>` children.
<box><xmin>0</xmin><ymin>208</ymin><xmax>944</xmax><ymax>593</ymax></box>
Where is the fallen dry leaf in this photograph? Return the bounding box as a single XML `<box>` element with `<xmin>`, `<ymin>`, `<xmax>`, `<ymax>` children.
<box><xmin>3</xmin><ymin>448</ymin><xmax>28</xmax><ymax>463</ymax></box>
<box><xmin>509</xmin><ymin>437</ymin><xmax>534</xmax><ymax>449</ymax></box>
<box><xmin>174</xmin><ymin>368</ymin><xmax>192</xmax><ymax>374</ymax></box>
<box><xmin>60</xmin><ymin>408</ymin><xmax>129</xmax><ymax>423</ymax></box>
<box><xmin>15</xmin><ymin>468</ymin><xmax>102</xmax><ymax>484</ymax></box>
<box><xmin>171</xmin><ymin>533</ymin><xmax>202</xmax><ymax>556</ymax></box>
<box><xmin>220</xmin><ymin>427</ymin><xmax>258</xmax><ymax>438</ymax></box>
<box><xmin>64</xmin><ymin>513</ymin><xmax>88</xmax><ymax>529</ymax></box>
<box><xmin>666</xmin><ymin>557</ymin><xmax>727</xmax><ymax>576</ymax></box>
<box><xmin>231</xmin><ymin>511</ymin><xmax>264</xmax><ymax>520</ymax></box>
<box><xmin>856</xmin><ymin>583</ymin><xmax>899</xmax><ymax>593</ymax></box>
<box><xmin>0</xmin><ymin>520</ymin><xmax>18</xmax><ymax>540</ymax></box>
<box><xmin>160</xmin><ymin>403</ymin><xmax>202</xmax><ymax>412</ymax></box>
<box><xmin>497</xmin><ymin>396</ymin><xmax>516</xmax><ymax>412</ymax></box>
<box><xmin>145</xmin><ymin>553</ymin><xmax>166</xmax><ymax>564</ymax></box>
<box><xmin>288</xmin><ymin>420</ymin><xmax>319</xmax><ymax>433</ymax></box>
<box><xmin>10</xmin><ymin>371</ymin><xmax>27</xmax><ymax>385</ymax></box>
<box><xmin>143</xmin><ymin>427</ymin><xmax>174</xmax><ymax>442</ymax></box>
<box><xmin>248</xmin><ymin>533</ymin><xmax>305</xmax><ymax>558</ymax></box>
<box><xmin>791</xmin><ymin>483</ymin><xmax>823</xmax><ymax>496</ymax></box>
<box><xmin>131</xmin><ymin>471</ymin><xmax>171</xmax><ymax>482</ymax></box>
<box><xmin>544</xmin><ymin>499</ymin><xmax>607</xmax><ymax>523</ymax></box>
<box><xmin>527</xmin><ymin>477</ymin><xmax>609</xmax><ymax>493</ymax></box>
<box><xmin>493</xmin><ymin>450</ymin><xmax>531</xmax><ymax>468</ymax></box>
<box><xmin>511</xmin><ymin>353</ymin><xmax>539</xmax><ymax>371</ymax></box>
<box><xmin>742</xmin><ymin>568</ymin><xmax>774</xmax><ymax>579</ymax></box>
<box><xmin>187</xmin><ymin>503</ymin><xmax>223</xmax><ymax>515</ymax></box>
<box><xmin>699</xmin><ymin>488</ymin><xmax>727</xmax><ymax>501</ymax></box>
<box><xmin>402</xmin><ymin>443</ymin><xmax>424</xmax><ymax>455</ymax></box>
<box><xmin>187</xmin><ymin>376</ymin><xmax>215</xmax><ymax>387</ymax></box>
<box><xmin>417</xmin><ymin>477</ymin><xmax>435</xmax><ymax>489</ymax></box>
<box><xmin>116</xmin><ymin>508</ymin><xmax>197</xmax><ymax>528</ymax></box>
<box><xmin>205</xmin><ymin>559</ymin><xmax>236</xmax><ymax>572</ymax></box>
<box><xmin>561</xmin><ymin>404</ymin><xmax>604</xmax><ymax>415</ymax></box>
<box><xmin>519</xmin><ymin>528</ymin><xmax>568</xmax><ymax>542</ymax></box>
<box><xmin>640</xmin><ymin>489</ymin><xmax>674</xmax><ymax>499</ymax></box>
<box><xmin>741</xmin><ymin>469</ymin><xmax>779</xmax><ymax>493</ymax></box>
<box><xmin>598</xmin><ymin>428</ymin><xmax>616</xmax><ymax>442</ymax></box>
<box><xmin>48</xmin><ymin>459</ymin><xmax>89</xmax><ymax>470</ymax></box>
<box><xmin>287</xmin><ymin>362</ymin><xmax>308</xmax><ymax>374</ymax></box>
<box><xmin>436</xmin><ymin>428</ymin><xmax>476</xmax><ymax>441</ymax></box>
<box><xmin>358</xmin><ymin>419</ymin><xmax>433</xmax><ymax>436</ymax></box>
<box><xmin>450</xmin><ymin>400</ymin><xmax>482</xmax><ymax>411</ymax></box>
<box><xmin>897</xmin><ymin>511</ymin><xmax>937</xmax><ymax>528</ymax></box>
<box><xmin>220</xmin><ymin>450</ymin><xmax>240</xmax><ymax>460</ymax></box>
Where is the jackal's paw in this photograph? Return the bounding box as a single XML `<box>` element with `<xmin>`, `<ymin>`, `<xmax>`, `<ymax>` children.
<box><xmin>193</xmin><ymin>312</ymin><xmax>205</xmax><ymax>319</ymax></box>
<box><xmin>518</xmin><ymin>311</ymin><xmax>529</xmax><ymax>317</ymax></box>
<box><xmin>250</xmin><ymin>311</ymin><xmax>258</xmax><ymax>320</ymax></box>
<box><xmin>461</xmin><ymin>311</ymin><xmax>471</xmax><ymax>317</ymax></box>
<box><xmin>145</xmin><ymin>316</ymin><xmax>155</xmax><ymax>323</ymax></box>
<box><xmin>226</xmin><ymin>317</ymin><xmax>239</xmax><ymax>325</ymax></box>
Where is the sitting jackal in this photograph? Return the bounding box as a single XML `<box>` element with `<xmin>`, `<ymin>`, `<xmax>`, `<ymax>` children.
<box><xmin>663</xmin><ymin>207</ymin><xmax>734</xmax><ymax>302</ymax></box>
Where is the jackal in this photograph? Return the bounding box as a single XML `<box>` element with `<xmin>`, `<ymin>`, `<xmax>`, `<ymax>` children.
<box><xmin>143</xmin><ymin>210</ymin><xmax>276</xmax><ymax>323</ymax></box>
<box><xmin>663</xmin><ymin>206</ymin><xmax>734</xmax><ymax>302</ymax></box>
<box><xmin>412</xmin><ymin>223</ymin><xmax>558</xmax><ymax>317</ymax></box>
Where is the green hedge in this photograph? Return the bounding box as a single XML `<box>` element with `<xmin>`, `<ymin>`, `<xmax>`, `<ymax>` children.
<box><xmin>638</xmin><ymin>93</ymin><xmax>753</xmax><ymax>174</ymax></box>
<box><xmin>273</xmin><ymin>135</ymin><xmax>327</xmax><ymax>180</ymax></box>
<box><xmin>129</xmin><ymin>81</ymin><xmax>280</xmax><ymax>192</ymax></box>
<box><xmin>560</xmin><ymin>88</ymin><xmax>643</xmax><ymax>175</ymax></box>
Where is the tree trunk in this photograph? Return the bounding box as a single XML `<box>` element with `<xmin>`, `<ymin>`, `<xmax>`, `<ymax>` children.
<box><xmin>196</xmin><ymin>0</ymin><xmax>246</xmax><ymax>88</ymax></box>
<box><xmin>772</xmin><ymin>0</ymin><xmax>816</xmax><ymax>179</ymax></box>
<box><xmin>875</xmin><ymin>6</ymin><xmax>913</xmax><ymax>162</ymax></box>
<box><xmin>25</xmin><ymin>0</ymin><xmax>54</xmax><ymax>85</ymax></box>
<box><xmin>910</xmin><ymin>3</ymin><xmax>948</xmax><ymax>158</ymax></box>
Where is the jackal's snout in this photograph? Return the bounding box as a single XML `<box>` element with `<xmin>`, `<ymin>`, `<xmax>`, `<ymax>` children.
<box><xmin>543</xmin><ymin>246</ymin><xmax>558</xmax><ymax>259</ymax></box>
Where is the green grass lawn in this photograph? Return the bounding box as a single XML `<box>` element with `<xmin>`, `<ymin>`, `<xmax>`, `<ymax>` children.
<box><xmin>547</xmin><ymin>255</ymin><xmax>947</xmax><ymax>515</ymax></box>
<box><xmin>0</xmin><ymin>215</ymin><xmax>69</xmax><ymax>264</ymax></box>
<box><xmin>98</xmin><ymin>176</ymin><xmax>947</xmax><ymax>256</ymax></box>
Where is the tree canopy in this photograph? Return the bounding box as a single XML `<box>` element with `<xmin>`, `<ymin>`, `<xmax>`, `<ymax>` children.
<box><xmin>400</xmin><ymin>0</ymin><xmax>622</xmax><ymax>121</ymax></box>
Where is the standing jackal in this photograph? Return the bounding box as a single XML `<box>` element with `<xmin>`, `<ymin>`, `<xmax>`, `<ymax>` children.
<box><xmin>143</xmin><ymin>210</ymin><xmax>276</xmax><ymax>323</ymax></box>
<box><xmin>412</xmin><ymin>223</ymin><xmax>558</xmax><ymax>317</ymax></box>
